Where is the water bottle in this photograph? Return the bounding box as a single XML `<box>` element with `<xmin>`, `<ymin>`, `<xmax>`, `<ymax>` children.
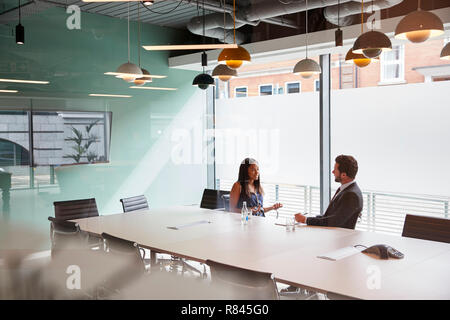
<box><xmin>241</xmin><ymin>202</ymin><xmax>249</xmax><ymax>225</ymax></box>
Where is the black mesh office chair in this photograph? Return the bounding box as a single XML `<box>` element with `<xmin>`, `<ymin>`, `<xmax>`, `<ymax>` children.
<box><xmin>206</xmin><ymin>259</ymin><xmax>279</xmax><ymax>300</ymax></box>
<box><xmin>52</xmin><ymin>198</ymin><xmax>102</xmax><ymax>247</ymax></box>
<box><xmin>402</xmin><ymin>214</ymin><xmax>450</xmax><ymax>243</ymax></box>
<box><xmin>200</xmin><ymin>189</ymin><xmax>230</xmax><ymax>210</ymax></box>
<box><xmin>120</xmin><ymin>195</ymin><xmax>149</xmax><ymax>213</ymax></box>
<box><xmin>53</xmin><ymin>198</ymin><xmax>99</xmax><ymax>220</ymax></box>
<box><xmin>100</xmin><ymin>232</ymin><xmax>147</xmax><ymax>296</ymax></box>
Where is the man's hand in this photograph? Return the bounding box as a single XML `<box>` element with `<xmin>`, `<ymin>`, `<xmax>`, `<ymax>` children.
<box><xmin>295</xmin><ymin>213</ymin><xmax>307</xmax><ymax>224</ymax></box>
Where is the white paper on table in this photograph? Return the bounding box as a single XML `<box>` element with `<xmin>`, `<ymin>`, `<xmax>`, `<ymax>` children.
<box><xmin>317</xmin><ymin>246</ymin><xmax>364</xmax><ymax>261</ymax></box>
<box><xmin>167</xmin><ymin>220</ymin><xmax>211</xmax><ymax>230</ymax></box>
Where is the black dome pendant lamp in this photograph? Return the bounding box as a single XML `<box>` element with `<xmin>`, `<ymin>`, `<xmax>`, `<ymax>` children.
<box><xmin>192</xmin><ymin>0</ymin><xmax>214</xmax><ymax>90</ymax></box>
<box><xmin>16</xmin><ymin>0</ymin><xmax>24</xmax><ymax>45</ymax></box>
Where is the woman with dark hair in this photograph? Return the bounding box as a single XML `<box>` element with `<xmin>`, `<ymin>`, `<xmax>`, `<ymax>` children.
<box><xmin>229</xmin><ymin>158</ymin><xmax>282</xmax><ymax>216</ymax></box>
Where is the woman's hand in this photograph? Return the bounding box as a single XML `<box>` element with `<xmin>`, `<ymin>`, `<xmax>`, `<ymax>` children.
<box><xmin>272</xmin><ymin>203</ymin><xmax>283</xmax><ymax>210</ymax></box>
<box><xmin>250</xmin><ymin>205</ymin><xmax>262</xmax><ymax>215</ymax></box>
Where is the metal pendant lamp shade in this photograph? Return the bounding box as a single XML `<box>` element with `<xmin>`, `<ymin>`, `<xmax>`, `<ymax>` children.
<box><xmin>345</xmin><ymin>48</ymin><xmax>371</xmax><ymax>68</ymax></box>
<box><xmin>218</xmin><ymin>46</ymin><xmax>251</xmax><ymax>70</ymax></box>
<box><xmin>293</xmin><ymin>58</ymin><xmax>321</xmax><ymax>79</ymax></box>
<box><xmin>395</xmin><ymin>10</ymin><xmax>444</xmax><ymax>43</ymax></box>
<box><xmin>441</xmin><ymin>42</ymin><xmax>450</xmax><ymax>60</ymax></box>
<box><xmin>134</xmin><ymin>68</ymin><xmax>151</xmax><ymax>86</ymax></box>
<box><xmin>192</xmin><ymin>73</ymin><xmax>215</xmax><ymax>90</ymax></box>
<box><xmin>353</xmin><ymin>30</ymin><xmax>392</xmax><ymax>58</ymax></box>
<box><xmin>212</xmin><ymin>64</ymin><xmax>237</xmax><ymax>82</ymax></box>
<box><xmin>116</xmin><ymin>62</ymin><xmax>142</xmax><ymax>82</ymax></box>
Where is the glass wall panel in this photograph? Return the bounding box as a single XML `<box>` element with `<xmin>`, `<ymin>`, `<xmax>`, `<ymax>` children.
<box><xmin>215</xmin><ymin>57</ymin><xmax>321</xmax><ymax>218</ymax></box>
<box><xmin>331</xmin><ymin>37</ymin><xmax>450</xmax><ymax>235</ymax></box>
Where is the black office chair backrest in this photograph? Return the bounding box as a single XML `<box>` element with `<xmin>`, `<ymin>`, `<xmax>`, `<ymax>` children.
<box><xmin>200</xmin><ymin>189</ymin><xmax>230</xmax><ymax>210</ymax></box>
<box><xmin>402</xmin><ymin>214</ymin><xmax>450</xmax><ymax>243</ymax></box>
<box><xmin>120</xmin><ymin>195</ymin><xmax>149</xmax><ymax>213</ymax></box>
<box><xmin>53</xmin><ymin>198</ymin><xmax>99</xmax><ymax>221</ymax></box>
<box><xmin>206</xmin><ymin>259</ymin><xmax>279</xmax><ymax>300</ymax></box>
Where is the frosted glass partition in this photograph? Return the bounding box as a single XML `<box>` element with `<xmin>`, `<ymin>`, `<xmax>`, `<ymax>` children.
<box><xmin>215</xmin><ymin>92</ymin><xmax>320</xmax><ymax>186</ymax></box>
<box><xmin>331</xmin><ymin>81</ymin><xmax>450</xmax><ymax>197</ymax></box>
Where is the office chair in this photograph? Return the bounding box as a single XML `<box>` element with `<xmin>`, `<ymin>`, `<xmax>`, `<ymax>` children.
<box><xmin>200</xmin><ymin>189</ymin><xmax>230</xmax><ymax>210</ymax></box>
<box><xmin>52</xmin><ymin>198</ymin><xmax>102</xmax><ymax>248</ymax></box>
<box><xmin>402</xmin><ymin>214</ymin><xmax>450</xmax><ymax>243</ymax></box>
<box><xmin>206</xmin><ymin>259</ymin><xmax>279</xmax><ymax>300</ymax></box>
<box><xmin>99</xmin><ymin>232</ymin><xmax>147</xmax><ymax>297</ymax></box>
<box><xmin>120</xmin><ymin>195</ymin><xmax>149</xmax><ymax>213</ymax></box>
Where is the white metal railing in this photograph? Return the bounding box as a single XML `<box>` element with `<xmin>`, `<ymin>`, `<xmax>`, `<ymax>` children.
<box><xmin>216</xmin><ymin>179</ymin><xmax>449</xmax><ymax>236</ymax></box>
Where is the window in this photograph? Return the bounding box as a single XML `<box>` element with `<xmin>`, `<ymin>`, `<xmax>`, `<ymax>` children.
<box><xmin>235</xmin><ymin>86</ymin><xmax>247</xmax><ymax>98</ymax></box>
<box><xmin>314</xmin><ymin>79</ymin><xmax>320</xmax><ymax>92</ymax></box>
<box><xmin>380</xmin><ymin>45</ymin><xmax>405</xmax><ymax>83</ymax></box>
<box><xmin>285</xmin><ymin>82</ymin><xmax>301</xmax><ymax>94</ymax></box>
<box><xmin>33</xmin><ymin>111</ymin><xmax>111</xmax><ymax>166</ymax></box>
<box><xmin>259</xmin><ymin>84</ymin><xmax>273</xmax><ymax>96</ymax></box>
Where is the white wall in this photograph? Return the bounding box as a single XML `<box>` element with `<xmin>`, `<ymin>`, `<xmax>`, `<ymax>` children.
<box><xmin>216</xmin><ymin>81</ymin><xmax>450</xmax><ymax>198</ymax></box>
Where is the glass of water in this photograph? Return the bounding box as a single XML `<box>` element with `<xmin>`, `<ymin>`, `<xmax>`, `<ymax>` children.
<box><xmin>286</xmin><ymin>216</ymin><xmax>295</xmax><ymax>232</ymax></box>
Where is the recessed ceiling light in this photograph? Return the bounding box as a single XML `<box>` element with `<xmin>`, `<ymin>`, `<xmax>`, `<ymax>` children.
<box><xmin>89</xmin><ymin>94</ymin><xmax>132</xmax><ymax>98</ymax></box>
<box><xmin>104</xmin><ymin>72</ymin><xmax>166</xmax><ymax>79</ymax></box>
<box><xmin>0</xmin><ymin>78</ymin><xmax>49</xmax><ymax>84</ymax></box>
<box><xmin>129</xmin><ymin>86</ymin><xmax>177</xmax><ymax>91</ymax></box>
<box><xmin>0</xmin><ymin>90</ymin><xmax>18</xmax><ymax>93</ymax></box>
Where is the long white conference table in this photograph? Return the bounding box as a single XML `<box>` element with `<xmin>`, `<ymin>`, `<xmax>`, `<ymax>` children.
<box><xmin>73</xmin><ymin>206</ymin><xmax>450</xmax><ymax>300</ymax></box>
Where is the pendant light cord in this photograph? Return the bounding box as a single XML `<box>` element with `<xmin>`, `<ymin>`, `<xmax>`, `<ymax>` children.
<box><xmin>222</xmin><ymin>0</ymin><xmax>226</xmax><ymax>43</ymax></box>
<box><xmin>305</xmin><ymin>0</ymin><xmax>308</xmax><ymax>58</ymax></box>
<box><xmin>138</xmin><ymin>2</ymin><xmax>141</xmax><ymax>67</ymax></box>
<box><xmin>418</xmin><ymin>0</ymin><xmax>421</xmax><ymax>10</ymax></box>
<box><xmin>361</xmin><ymin>0</ymin><xmax>364</xmax><ymax>34</ymax></box>
<box><xmin>233</xmin><ymin>0</ymin><xmax>236</xmax><ymax>44</ymax></box>
<box><xmin>128</xmin><ymin>2</ymin><xmax>130</xmax><ymax>63</ymax></box>
<box><xmin>371</xmin><ymin>0</ymin><xmax>374</xmax><ymax>31</ymax></box>
<box><xmin>202</xmin><ymin>0</ymin><xmax>206</xmax><ymax>72</ymax></box>
<box><xmin>18</xmin><ymin>0</ymin><xmax>21</xmax><ymax>23</ymax></box>
<box><xmin>338</xmin><ymin>0</ymin><xmax>340</xmax><ymax>28</ymax></box>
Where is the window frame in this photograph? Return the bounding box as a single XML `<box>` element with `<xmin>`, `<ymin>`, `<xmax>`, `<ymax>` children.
<box><xmin>234</xmin><ymin>86</ymin><xmax>248</xmax><ymax>98</ymax></box>
<box><xmin>258</xmin><ymin>83</ymin><xmax>273</xmax><ymax>96</ymax></box>
<box><xmin>285</xmin><ymin>81</ymin><xmax>302</xmax><ymax>94</ymax></box>
<box><xmin>379</xmin><ymin>44</ymin><xmax>405</xmax><ymax>84</ymax></box>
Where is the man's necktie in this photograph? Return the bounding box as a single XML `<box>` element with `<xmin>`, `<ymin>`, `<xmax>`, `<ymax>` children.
<box><xmin>331</xmin><ymin>187</ymin><xmax>341</xmax><ymax>202</ymax></box>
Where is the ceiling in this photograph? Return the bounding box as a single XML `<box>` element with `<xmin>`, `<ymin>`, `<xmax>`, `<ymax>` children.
<box><xmin>1</xmin><ymin>0</ymin><xmax>450</xmax><ymax>44</ymax></box>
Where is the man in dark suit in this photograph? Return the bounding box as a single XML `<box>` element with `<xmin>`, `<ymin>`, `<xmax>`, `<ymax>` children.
<box><xmin>295</xmin><ymin>155</ymin><xmax>363</xmax><ymax>230</ymax></box>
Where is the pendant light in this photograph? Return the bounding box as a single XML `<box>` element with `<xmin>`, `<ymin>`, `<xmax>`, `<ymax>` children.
<box><xmin>16</xmin><ymin>0</ymin><xmax>24</xmax><ymax>45</ymax></box>
<box><xmin>335</xmin><ymin>0</ymin><xmax>343</xmax><ymax>47</ymax></box>
<box><xmin>114</xmin><ymin>2</ymin><xmax>142</xmax><ymax>83</ymax></box>
<box><xmin>193</xmin><ymin>52</ymin><xmax>215</xmax><ymax>90</ymax></box>
<box><xmin>212</xmin><ymin>64</ymin><xmax>237</xmax><ymax>81</ymax></box>
<box><xmin>346</xmin><ymin>0</ymin><xmax>371</xmax><ymax>67</ymax></box>
<box><xmin>293</xmin><ymin>0</ymin><xmax>321</xmax><ymax>79</ymax></box>
<box><xmin>441</xmin><ymin>42</ymin><xmax>450</xmax><ymax>60</ymax></box>
<box><xmin>353</xmin><ymin>0</ymin><xmax>391</xmax><ymax>59</ymax></box>
<box><xmin>193</xmin><ymin>0</ymin><xmax>214</xmax><ymax>90</ymax></box>
<box><xmin>212</xmin><ymin>0</ymin><xmax>237</xmax><ymax>82</ymax></box>
<box><xmin>395</xmin><ymin>0</ymin><xmax>444</xmax><ymax>43</ymax></box>
<box><xmin>134</xmin><ymin>3</ymin><xmax>152</xmax><ymax>86</ymax></box>
<box><xmin>217</xmin><ymin>0</ymin><xmax>251</xmax><ymax>70</ymax></box>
